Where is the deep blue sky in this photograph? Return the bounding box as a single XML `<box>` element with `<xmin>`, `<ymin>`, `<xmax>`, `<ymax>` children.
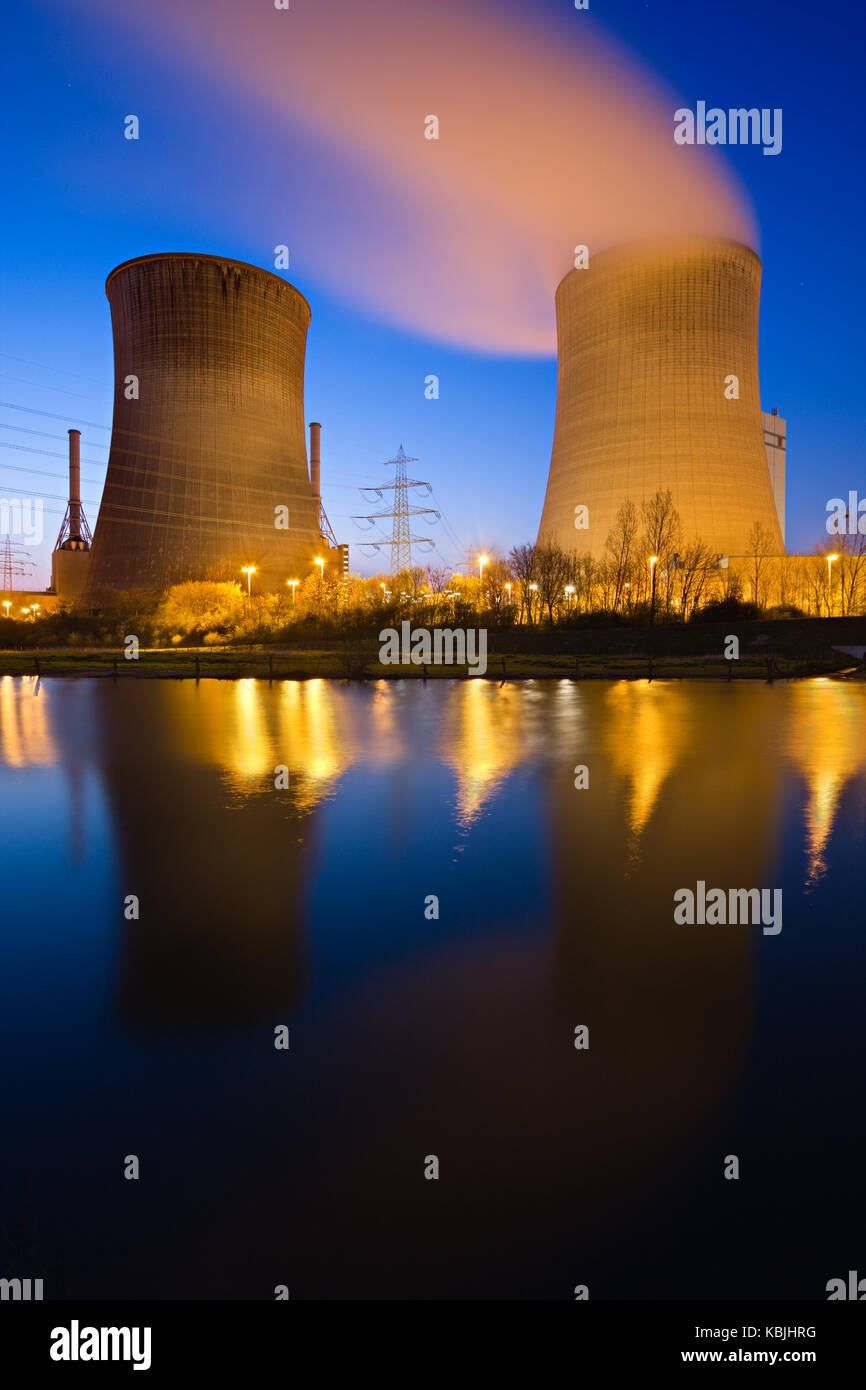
<box><xmin>2</xmin><ymin>0</ymin><xmax>864</xmax><ymax>586</ymax></box>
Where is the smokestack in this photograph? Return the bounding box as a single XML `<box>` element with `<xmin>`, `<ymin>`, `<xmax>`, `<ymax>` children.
<box><xmin>309</xmin><ymin>421</ymin><xmax>321</xmax><ymax>500</ymax></box>
<box><xmin>68</xmin><ymin>428</ymin><xmax>81</xmax><ymax>541</ymax></box>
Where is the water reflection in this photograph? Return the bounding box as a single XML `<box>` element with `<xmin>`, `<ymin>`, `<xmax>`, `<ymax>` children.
<box><xmin>543</xmin><ymin>682</ymin><xmax>787</xmax><ymax>1187</ymax></box>
<box><xmin>440</xmin><ymin>680</ymin><xmax>537</xmax><ymax>825</ymax></box>
<box><xmin>604</xmin><ymin>680</ymin><xmax>692</xmax><ymax>841</ymax></box>
<box><xmin>0</xmin><ymin>675</ymin><xmax>57</xmax><ymax>767</ymax></box>
<box><xmin>1</xmin><ymin>675</ymin><xmax>865</xmax><ymax>1298</ymax></box>
<box><xmin>786</xmin><ymin>681</ymin><xmax>866</xmax><ymax>884</ymax></box>
<box><xmin>90</xmin><ymin>680</ymin><xmax>360</xmax><ymax>1033</ymax></box>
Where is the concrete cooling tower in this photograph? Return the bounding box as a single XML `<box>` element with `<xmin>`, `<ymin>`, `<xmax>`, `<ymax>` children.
<box><xmin>537</xmin><ymin>238</ymin><xmax>785</xmax><ymax>561</ymax></box>
<box><xmin>85</xmin><ymin>254</ymin><xmax>321</xmax><ymax>595</ymax></box>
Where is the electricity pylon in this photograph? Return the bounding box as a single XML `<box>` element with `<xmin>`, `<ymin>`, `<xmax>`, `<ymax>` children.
<box><xmin>2</xmin><ymin>534</ymin><xmax>34</xmax><ymax>591</ymax></box>
<box><xmin>352</xmin><ymin>445</ymin><xmax>439</xmax><ymax>575</ymax></box>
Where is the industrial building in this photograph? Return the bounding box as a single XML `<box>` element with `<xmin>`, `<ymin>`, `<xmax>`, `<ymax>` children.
<box><xmin>762</xmin><ymin>408</ymin><xmax>786</xmax><ymax>545</ymax></box>
<box><xmin>82</xmin><ymin>253</ymin><xmax>335</xmax><ymax>600</ymax></box>
<box><xmin>536</xmin><ymin>238</ymin><xmax>786</xmax><ymax>561</ymax></box>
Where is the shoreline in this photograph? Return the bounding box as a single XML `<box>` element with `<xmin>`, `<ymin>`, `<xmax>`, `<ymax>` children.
<box><xmin>1</xmin><ymin>650</ymin><xmax>862</xmax><ymax>683</ymax></box>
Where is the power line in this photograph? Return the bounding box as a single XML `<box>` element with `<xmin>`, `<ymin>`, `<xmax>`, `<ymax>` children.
<box><xmin>0</xmin><ymin>442</ymin><xmax>109</xmax><ymax>469</ymax></box>
<box><xmin>0</xmin><ymin>481</ymin><xmax>81</xmax><ymax>504</ymax></box>
<box><xmin>0</xmin><ymin>423</ymin><xmax>108</xmax><ymax>447</ymax></box>
<box><xmin>0</xmin><ymin>402</ymin><xmax>111</xmax><ymax>430</ymax></box>
<box><xmin>0</xmin><ymin>374</ymin><xmax>109</xmax><ymax>404</ymax></box>
<box><xmin>0</xmin><ymin>352</ymin><xmax>108</xmax><ymax>386</ymax></box>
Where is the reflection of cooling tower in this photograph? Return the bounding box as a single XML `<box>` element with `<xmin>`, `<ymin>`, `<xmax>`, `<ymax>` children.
<box><xmin>537</xmin><ymin>238</ymin><xmax>785</xmax><ymax>560</ymax></box>
<box><xmin>86</xmin><ymin>254</ymin><xmax>320</xmax><ymax>594</ymax></box>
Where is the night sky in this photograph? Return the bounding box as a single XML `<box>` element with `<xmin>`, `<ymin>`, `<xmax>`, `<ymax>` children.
<box><xmin>3</xmin><ymin>0</ymin><xmax>864</xmax><ymax>586</ymax></box>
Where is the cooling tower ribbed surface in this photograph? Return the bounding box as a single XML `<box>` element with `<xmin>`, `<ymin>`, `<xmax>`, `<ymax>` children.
<box><xmin>537</xmin><ymin>238</ymin><xmax>785</xmax><ymax>560</ymax></box>
<box><xmin>85</xmin><ymin>254</ymin><xmax>320</xmax><ymax>594</ymax></box>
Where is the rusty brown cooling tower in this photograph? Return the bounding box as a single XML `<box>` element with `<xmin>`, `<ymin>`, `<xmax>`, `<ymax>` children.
<box><xmin>537</xmin><ymin>238</ymin><xmax>785</xmax><ymax>560</ymax></box>
<box><xmin>85</xmin><ymin>253</ymin><xmax>321</xmax><ymax>594</ymax></box>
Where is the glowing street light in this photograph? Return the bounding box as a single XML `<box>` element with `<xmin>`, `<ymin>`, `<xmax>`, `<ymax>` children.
<box><xmin>315</xmin><ymin>556</ymin><xmax>325</xmax><ymax>578</ymax></box>
<box><xmin>478</xmin><ymin>553</ymin><xmax>489</xmax><ymax>580</ymax></box>
<box><xmin>505</xmin><ymin>582</ymin><xmax>512</xmax><ymax>600</ymax></box>
<box><xmin>380</xmin><ymin>582</ymin><xmax>387</xmax><ymax>597</ymax></box>
<box><xmin>649</xmin><ymin>555</ymin><xmax>659</xmax><ymax>621</ymax></box>
<box><xmin>2</xmin><ymin>600</ymin><xmax>11</xmax><ymax>617</ymax></box>
<box><xmin>565</xmin><ymin>584</ymin><xmax>575</xmax><ymax>604</ymax></box>
<box><xmin>31</xmin><ymin>604</ymin><xmax>40</xmax><ymax>619</ymax></box>
<box><xmin>827</xmin><ymin>553</ymin><xmax>839</xmax><ymax>613</ymax></box>
<box><xmin>241</xmin><ymin>565</ymin><xmax>256</xmax><ymax>596</ymax></box>
<box><xmin>21</xmin><ymin>607</ymin><xmax>30</xmax><ymax>618</ymax></box>
<box><xmin>287</xmin><ymin>579</ymin><xmax>299</xmax><ymax>605</ymax></box>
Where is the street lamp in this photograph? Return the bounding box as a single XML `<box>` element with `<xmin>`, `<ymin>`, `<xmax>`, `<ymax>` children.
<box><xmin>31</xmin><ymin>604</ymin><xmax>40</xmax><ymax>619</ymax></box>
<box><xmin>241</xmin><ymin>565</ymin><xmax>256</xmax><ymax>597</ymax></box>
<box><xmin>315</xmin><ymin>556</ymin><xmax>324</xmax><ymax>578</ymax></box>
<box><xmin>21</xmin><ymin>608</ymin><xmax>30</xmax><ymax>618</ymax></box>
<box><xmin>565</xmin><ymin>584</ymin><xmax>575</xmax><ymax>605</ymax></box>
<box><xmin>478</xmin><ymin>553</ymin><xmax>489</xmax><ymax>581</ymax></box>
<box><xmin>287</xmin><ymin>579</ymin><xmax>299</xmax><ymax>605</ymax></box>
<box><xmin>827</xmin><ymin>553</ymin><xmax>839</xmax><ymax>613</ymax></box>
<box><xmin>2</xmin><ymin>600</ymin><xmax>11</xmax><ymax>617</ymax></box>
<box><xmin>505</xmin><ymin>582</ymin><xmax>512</xmax><ymax>601</ymax></box>
<box><xmin>649</xmin><ymin>555</ymin><xmax>659</xmax><ymax>621</ymax></box>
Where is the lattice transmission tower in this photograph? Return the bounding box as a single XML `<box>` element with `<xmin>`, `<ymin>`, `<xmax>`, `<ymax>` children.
<box><xmin>352</xmin><ymin>446</ymin><xmax>440</xmax><ymax>575</ymax></box>
<box><xmin>2</xmin><ymin>534</ymin><xmax>35</xmax><ymax>592</ymax></box>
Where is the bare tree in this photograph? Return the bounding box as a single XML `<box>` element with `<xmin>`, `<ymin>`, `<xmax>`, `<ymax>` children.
<box><xmin>423</xmin><ymin>564</ymin><xmax>450</xmax><ymax>595</ymax></box>
<box><xmin>672</xmin><ymin>540</ymin><xmax>716</xmax><ymax>619</ymax></box>
<box><xmin>535</xmin><ymin>541</ymin><xmax>574</xmax><ymax>624</ymax></box>
<box><xmin>604</xmin><ymin>499</ymin><xmax>639</xmax><ymax>612</ymax></box>
<box><xmin>508</xmin><ymin>542</ymin><xmax>536</xmax><ymax>625</ymax></box>
<box><xmin>837</xmin><ymin>531</ymin><xmax>866</xmax><ymax>615</ymax></box>
<box><xmin>483</xmin><ymin>558</ymin><xmax>512</xmax><ymax>617</ymax></box>
<box><xmin>641</xmin><ymin>489</ymin><xmax>681</xmax><ymax>620</ymax></box>
<box><xmin>746</xmin><ymin>521</ymin><xmax>775</xmax><ymax>609</ymax></box>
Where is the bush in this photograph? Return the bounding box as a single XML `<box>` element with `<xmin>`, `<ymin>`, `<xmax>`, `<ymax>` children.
<box><xmin>155</xmin><ymin>581</ymin><xmax>245</xmax><ymax>641</ymax></box>
<box><xmin>690</xmin><ymin>596</ymin><xmax>760</xmax><ymax>624</ymax></box>
<box><xmin>766</xmin><ymin>604</ymin><xmax>807</xmax><ymax>620</ymax></box>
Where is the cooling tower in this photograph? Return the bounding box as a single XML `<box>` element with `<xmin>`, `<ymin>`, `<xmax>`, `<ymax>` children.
<box><xmin>85</xmin><ymin>253</ymin><xmax>320</xmax><ymax>595</ymax></box>
<box><xmin>537</xmin><ymin>238</ymin><xmax>784</xmax><ymax>561</ymax></box>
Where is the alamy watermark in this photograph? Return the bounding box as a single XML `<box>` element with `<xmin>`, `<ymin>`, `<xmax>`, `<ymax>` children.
<box><xmin>674</xmin><ymin>103</ymin><xmax>782</xmax><ymax>156</ymax></box>
<box><xmin>379</xmin><ymin>620</ymin><xmax>487</xmax><ymax>676</ymax></box>
<box><xmin>673</xmin><ymin>881</ymin><xmax>782</xmax><ymax>935</ymax></box>
<box><xmin>50</xmin><ymin>1321</ymin><xmax>151</xmax><ymax>1371</ymax></box>
<box><xmin>1</xmin><ymin>1276</ymin><xmax>43</xmax><ymax>1300</ymax></box>
<box><xmin>0</xmin><ymin>497</ymin><xmax>43</xmax><ymax>545</ymax></box>
<box><xmin>826</xmin><ymin>492</ymin><xmax>866</xmax><ymax>535</ymax></box>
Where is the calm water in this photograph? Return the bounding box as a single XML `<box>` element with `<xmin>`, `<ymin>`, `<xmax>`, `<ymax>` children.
<box><xmin>1</xmin><ymin>675</ymin><xmax>864</xmax><ymax>1301</ymax></box>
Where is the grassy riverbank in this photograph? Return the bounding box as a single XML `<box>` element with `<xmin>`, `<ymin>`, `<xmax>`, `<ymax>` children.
<box><xmin>2</xmin><ymin>616</ymin><xmax>864</xmax><ymax>681</ymax></box>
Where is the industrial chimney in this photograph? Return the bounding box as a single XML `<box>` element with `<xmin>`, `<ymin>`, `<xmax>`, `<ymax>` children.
<box><xmin>309</xmin><ymin>421</ymin><xmax>321</xmax><ymax>500</ymax></box>
<box><xmin>68</xmin><ymin>428</ymin><xmax>82</xmax><ymax>542</ymax></box>
<box><xmin>51</xmin><ymin>426</ymin><xmax>92</xmax><ymax>601</ymax></box>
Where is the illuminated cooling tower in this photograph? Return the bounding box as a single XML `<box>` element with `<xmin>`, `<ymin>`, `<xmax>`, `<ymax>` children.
<box><xmin>85</xmin><ymin>254</ymin><xmax>320</xmax><ymax>594</ymax></box>
<box><xmin>537</xmin><ymin>238</ymin><xmax>784</xmax><ymax>560</ymax></box>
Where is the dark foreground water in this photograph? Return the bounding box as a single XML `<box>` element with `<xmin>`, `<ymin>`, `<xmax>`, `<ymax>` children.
<box><xmin>0</xmin><ymin>675</ymin><xmax>864</xmax><ymax>1301</ymax></box>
